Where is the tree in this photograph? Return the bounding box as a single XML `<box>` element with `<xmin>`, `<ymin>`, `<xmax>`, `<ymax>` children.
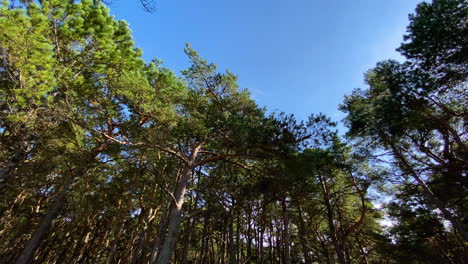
<box><xmin>397</xmin><ymin>0</ymin><xmax>468</xmax><ymax>87</ymax></box>
<box><xmin>0</xmin><ymin>0</ymin><xmax>159</xmax><ymax>262</ymax></box>
<box><xmin>3</xmin><ymin>0</ymin><xmax>465</xmax><ymax>263</ymax></box>
<box><xmin>142</xmin><ymin>45</ymin><xmax>276</xmax><ymax>264</ymax></box>
<box><xmin>341</xmin><ymin>0</ymin><xmax>468</xmax><ymax>260</ymax></box>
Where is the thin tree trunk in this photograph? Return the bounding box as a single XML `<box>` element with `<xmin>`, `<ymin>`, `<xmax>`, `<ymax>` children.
<box><xmin>130</xmin><ymin>208</ymin><xmax>149</xmax><ymax>264</ymax></box>
<box><xmin>106</xmin><ymin>219</ymin><xmax>126</xmax><ymax>264</ymax></box>
<box><xmin>199</xmin><ymin>217</ymin><xmax>209</xmax><ymax>264</ymax></box>
<box><xmin>210</xmin><ymin>229</ymin><xmax>216</xmax><ymax>264</ymax></box>
<box><xmin>0</xmin><ymin>145</ymin><xmax>27</xmax><ymax>190</ymax></box>
<box><xmin>388</xmin><ymin>140</ymin><xmax>468</xmax><ymax>243</ymax></box>
<box><xmin>275</xmin><ymin>218</ymin><xmax>282</xmax><ymax>264</ymax></box>
<box><xmin>356</xmin><ymin>236</ymin><xmax>369</xmax><ymax>264</ymax></box>
<box><xmin>246</xmin><ymin>205</ymin><xmax>252</xmax><ymax>263</ymax></box>
<box><xmin>228</xmin><ymin>212</ymin><xmax>236</xmax><ymax>264</ymax></box>
<box><xmin>318</xmin><ymin>174</ymin><xmax>347</xmax><ymax>264</ymax></box>
<box><xmin>269</xmin><ymin>223</ymin><xmax>274</xmax><ymax>264</ymax></box>
<box><xmin>281</xmin><ymin>198</ymin><xmax>291</xmax><ymax>264</ymax></box>
<box><xmin>259</xmin><ymin>225</ymin><xmax>264</xmax><ymax>264</ymax></box>
<box><xmin>180</xmin><ymin>216</ymin><xmax>195</xmax><ymax>264</ymax></box>
<box><xmin>297</xmin><ymin>204</ymin><xmax>312</xmax><ymax>264</ymax></box>
<box><xmin>236</xmin><ymin>212</ymin><xmax>241</xmax><ymax>263</ymax></box>
<box><xmin>219</xmin><ymin>216</ymin><xmax>227</xmax><ymax>264</ymax></box>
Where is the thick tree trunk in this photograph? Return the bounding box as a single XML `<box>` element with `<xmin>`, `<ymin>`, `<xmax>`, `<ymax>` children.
<box><xmin>14</xmin><ymin>181</ymin><xmax>73</xmax><ymax>264</ymax></box>
<box><xmin>14</xmin><ymin>141</ymin><xmax>109</xmax><ymax>264</ymax></box>
<box><xmin>150</xmin><ymin>200</ymin><xmax>172</xmax><ymax>263</ymax></box>
<box><xmin>156</xmin><ymin>166</ymin><xmax>193</xmax><ymax>264</ymax></box>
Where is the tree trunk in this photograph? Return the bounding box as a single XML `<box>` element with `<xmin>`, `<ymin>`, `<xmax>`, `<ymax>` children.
<box><xmin>228</xmin><ymin>212</ymin><xmax>237</xmax><ymax>264</ymax></box>
<box><xmin>297</xmin><ymin>204</ymin><xmax>312</xmax><ymax>264</ymax></box>
<box><xmin>150</xmin><ymin>200</ymin><xmax>172</xmax><ymax>263</ymax></box>
<box><xmin>259</xmin><ymin>225</ymin><xmax>264</xmax><ymax>264</ymax></box>
<box><xmin>107</xmin><ymin>220</ymin><xmax>126</xmax><ymax>264</ymax></box>
<box><xmin>180</xmin><ymin>216</ymin><xmax>195</xmax><ymax>264</ymax></box>
<box><xmin>156</xmin><ymin>166</ymin><xmax>193</xmax><ymax>264</ymax></box>
<box><xmin>0</xmin><ymin>145</ymin><xmax>27</xmax><ymax>190</ymax></box>
<box><xmin>388</xmin><ymin>140</ymin><xmax>468</xmax><ymax>243</ymax></box>
<box><xmin>281</xmin><ymin>198</ymin><xmax>291</xmax><ymax>264</ymax></box>
<box><xmin>130</xmin><ymin>208</ymin><xmax>149</xmax><ymax>264</ymax></box>
<box><xmin>319</xmin><ymin>174</ymin><xmax>347</xmax><ymax>264</ymax></box>
<box><xmin>246</xmin><ymin>206</ymin><xmax>252</xmax><ymax>263</ymax></box>
<box><xmin>14</xmin><ymin>181</ymin><xmax>72</xmax><ymax>264</ymax></box>
<box><xmin>269</xmin><ymin>223</ymin><xmax>274</xmax><ymax>264</ymax></box>
<box><xmin>199</xmin><ymin>217</ymin><xmax>209</xmax><ymax>264</ymax></box>
<box><xmin>14</xmin><ymin>141</ymin><xmax>110</xmax><ymax>264</ymax></box>
<box><xmin>356</xmin><ymin>236</ymin><xmax>369</xmax><ymax>264</ymax></box>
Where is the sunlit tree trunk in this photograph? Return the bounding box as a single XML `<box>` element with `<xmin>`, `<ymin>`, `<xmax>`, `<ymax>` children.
<box><xmin>150</xmin><ymin>200</ymin><xmax>172</xmax><ymax>263</ymax></box>
<box><xmin>155</xmin><ymin>167</ymin><xmax>190</xmax><ymax>263</ymax></box>
<box><xmin>15</xmin><ymin>141</ymin><xmax>110</xmax><ymax>264</ymax></box>
<box><xmin>15</xmin><ymin>181</ymin><xmax>73</xmax><ymax>264</ymax></box>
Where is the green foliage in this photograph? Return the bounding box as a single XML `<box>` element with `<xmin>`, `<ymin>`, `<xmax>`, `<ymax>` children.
<box><xmin>398</xmin><ymin>0</ymin><xmax>468</xmax><ymax>86</ymax></box>
<box><xmin>341</xmin><ymin>0</ymin><xmax>468</xmax><ymax>262</ymax></box>
<box><xmin>1</xmin><ymin>0</ymin><xmax>465</xmax><ymax>263</ymax></box>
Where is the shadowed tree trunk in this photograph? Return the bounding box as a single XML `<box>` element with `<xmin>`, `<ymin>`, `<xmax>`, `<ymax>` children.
<box><xmin>228</xmin><ymin>211</ymin><xmax>237</xmax><ymax>264</ymax></box>
<box><xmin>318</xmin><ymin>173</ymin><xmax>347</xmax><ymax>264</ymax></box>
<box><xmin>0</xmin><ymin>142</ymin><xmax>28</xmax><ymax>190</ymax></box>
<box><xmin>180</xmin><ymin>216</ymin><xmax>194</xmax><ymax>264</ymax></box>
<box><xmin>14</xmin><ymin>141</ymin><xmax>110</xmax><ymax>264</ymax></box>
<box><xmin>281</xmin><ymin>198</ymin><xmax>291</xmax><ymax>264</ymax></box>
<box><xmin>387</xmin><ymin>139</ymin><xmax>468</xmax><ymax>244</ymax></box>
<box><xmin>106</xmin><ymin>220</ymin><xmax>126</xmax><ymax>264</ymax></box>
<box><xmin>297</xmin><ymin>204</ymin><xmax>312</xmax><ymax>264</ymax></box>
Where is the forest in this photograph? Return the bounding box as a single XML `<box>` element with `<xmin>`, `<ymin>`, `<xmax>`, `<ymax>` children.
<box><xmin>0</xmin><ymin>0</ymin><xmax>466</xmax><ymax>263</ymax></box>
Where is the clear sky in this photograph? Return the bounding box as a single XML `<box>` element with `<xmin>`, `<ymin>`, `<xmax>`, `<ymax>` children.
<box><xmin>109</xmin><ymin>0</ymin><xmax>423</xmax><ymax>128</ymax></box>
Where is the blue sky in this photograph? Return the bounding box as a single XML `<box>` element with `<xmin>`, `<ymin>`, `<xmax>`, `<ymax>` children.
<box><xmin>109</xmin><ymin>0</ymin><xmax>423</xmax><ymax>128</ymax></box>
